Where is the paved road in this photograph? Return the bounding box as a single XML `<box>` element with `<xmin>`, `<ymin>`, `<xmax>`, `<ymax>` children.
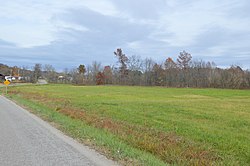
<box><xmin>0</xmin><ymin>96</ymin><xmax>117</xmax><ymax>166</ymax></box>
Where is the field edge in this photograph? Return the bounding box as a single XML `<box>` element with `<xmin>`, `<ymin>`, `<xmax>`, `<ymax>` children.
<box><xmin>7</xmin><ymin>94</ymin><xmax>167</xmax><ymax>166</ymax></box>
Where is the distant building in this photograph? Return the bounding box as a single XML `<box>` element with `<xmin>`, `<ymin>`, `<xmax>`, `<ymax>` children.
<box><xmin>58</xmin><ymin>76</ymin><xmax>65</xmax><ymax>80</ymax></box>
<box><xmin>0</xmin><ymin>74</ymin><xmax>5</xmax><ymax>81</ymax></box>
<box><xmin>5</xmin><ymin>76</ymin><xmax>15</xmax><ymax>82</ymax></box>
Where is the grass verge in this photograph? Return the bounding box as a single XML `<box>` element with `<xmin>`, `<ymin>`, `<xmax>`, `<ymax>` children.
<box><xmin>8</xmin><ymin>94</ymin><xmax>166</xmax><ymax>166</ymax></box>
<box><xmin>6</xmin><ymin>84</ymin><xmax>250</xmax><ymax>165</ymax></box>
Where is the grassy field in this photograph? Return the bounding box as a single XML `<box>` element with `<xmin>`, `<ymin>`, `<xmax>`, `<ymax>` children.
<box><xmin>4</xmin><ymin>84</ymin><xmax>250</xmax><ymax>165</ymax></box>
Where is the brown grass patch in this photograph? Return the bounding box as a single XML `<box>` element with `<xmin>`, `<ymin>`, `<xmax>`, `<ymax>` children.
<box><xmin>10</xmin><ymin>90</ymin><xmax>221</xmax><ymax>165</ymax></box>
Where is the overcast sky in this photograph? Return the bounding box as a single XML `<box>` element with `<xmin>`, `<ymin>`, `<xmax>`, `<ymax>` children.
<box><xmin>0</xmin><ymin>0</ymin><xmax>250</xmax><ymax>70</ymax></box>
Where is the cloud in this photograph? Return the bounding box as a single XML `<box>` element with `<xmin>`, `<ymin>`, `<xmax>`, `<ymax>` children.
<box><xmin>0</xmin><ymin>0</ymin><xmax>119</xmax><ymax>47</ymax></box>
<box><xmin>0</xmin><ymin>39</ymin><xmax>16</xmax><ymax>47</ymax></box>
<box><xmin>0</xmin><ymin>0</ymin><xmax>249</xmax><ymax>69</ymax></box>
<box><xmin>111</xmin><ymin>0</ymin><xmax>166</xmax><ymax>20</ymax></box>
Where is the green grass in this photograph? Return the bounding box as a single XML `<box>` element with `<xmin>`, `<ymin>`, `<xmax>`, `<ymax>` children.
<box><xmin>5</xmin><ymin>84</ymin><xmax>250</xmax><ymax>165</ymax></box>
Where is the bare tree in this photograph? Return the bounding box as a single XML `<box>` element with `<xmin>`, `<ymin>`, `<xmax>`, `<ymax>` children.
<box><xmin>114</xmin><ymin>48</ymin><xmax>128</xmax><ymax>84</ymax></box>
<box><xmin>60</xmin><ymin>68</ymin><xmax>71</xmax><ymax>83</ymax></box>
<box><xmin>164</xmin><ymin>57</ymin><xmax>178</xmax><ymax>87</ymax></box>
<box><xmin>245</xmin><ymin>70</ymin><xmax>250</xmax><ymax>88</ymax></box>
<box><xmin>96</xmin><ymin>72</ymin><xmax>105</xmax><ymax>85</ymax></box>
<box><xmin>32</xmin><ymin>64</ymin><xmax>42</xmax><ymax>83</ymax></box>
<box><xmin>103</xmin><ymin>66</ymin><xmax>113</xmax><ymax>84</ymax></box>
<box><xmin>84</xmin><ymin>61</ymin><xmax>102</xmax><ymax>85</ymax></box>
<box><xmin>177</xmin><ymin>51</ymin><xmax>192</xmax><ymax>69</ymax></box>
<box><xmin>176</xmin><ymin>51</ymin><xmax>192</xmax><ymax>87</ymax></box>
<box><xmin>19</xmin><ymin>66</ymin><xmax>32</xmax><ymax>82</ymax></box>
<box><xmin>0</xmin><ymin>63</ymin><xmax>10</xmax><ymax>75</ymax></box>
<box><xmin>11</xmin><ymin>66</ymin><xmax>19</xmax><ymax>77</ymax></box>
<box><xmin>164</xmin><ymin>57</ymin><xmax>177</xmax><ymax>70</ymax></box>
<box><xmin>227</xmin><ymin>66</ymin><xmax>244</xmax><ymax>89</ymax></box>
<box><xmin>127</xmin><ymin>55</ymin><xmax>143</xmax><ymax>85</ymax></box>
<box><xmin>44</xmin><ymin>64</ymin><xmax>57</xmax><ymax>83</ymax></box>
<box><xmin>152</xmin><ymin>63</ymin><xmax>165</xmax><ymax>86</ymax></box>
<box><xmin>142</xmin><ymin>58</ymin><xmax>155</xmax><ymax>86</ymax></box>
<box><xmin>11</xmin><ymin>49</ymin><xmax>248</xmax><ymax>89</ymax></box>
<box><xmin>71</xmin><ymin>68</ymin><xmax>83</xmax><ymax>85</ymax></box>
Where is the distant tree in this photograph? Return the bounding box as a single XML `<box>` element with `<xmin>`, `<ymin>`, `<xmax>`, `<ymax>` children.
<box><xmin>78</xmin><ymin>64</ymin><xmax>86</xmax><ymax>75</ymax></box>
<box><xmin>77</xmin><ymin>64</ymin><xmax>86</xmax><ymax>85</ymax></box>
<box><xmin>90</xmin><ymin>61</ymin><xmax>102</xmax><ymax>85</ymax></box>
<box><xmin>0</xmin><ymin>64</ymin><xmax>10</xmax><ymax>75</ymax></box>
<box><xmin>177</xmin><ymin>51</ymin><xmax>192</xmax><ymax>69</ymax></box>
<box><xmin>96</xmin><ymin>72</ymin><xmax>105</xmax><ymax>85</ymax></box>
<box><xmin>128</xmin><ymin>70</ymin><xmax>142</xmax><ymax>85</ymax></box>
<box><xmin>176</xmin><ymin>51</ymin><xmax>192</xmax><ymax>87</ymax></box>
<box><xmin>127</xmin><ymin>55</ymin><xmax>143</xmax><ymax>71</ymax></box>
<box><xmin>114</xmin><ymin>48</ymin><xmax>128</xmax><ymax>69</ymax></box>
<box><xmin>227</xmin><ymin>65</ymin><xmax>245</xmax><ymax>89</ymax></box>
<box><xmin>164</xmin><ymin>57</ymin><xmax>178</xmax><ymax>87</ymax></box>
<box><xmin>111</xmin><ymin>67</ymin><xmax>120</xmax><ymax>85</ymax></box>
<box><xmin>245</xmin><ymin>70</ymin><xmax>250</xmax><ymax>88</ymax></box>
<box><xmin>164</xmin><ymin>57</ymin><xmax>177</xmax><ymax>70</ymax></box>
<box><xmin>114</xmin><ymin>48</ymin><xmax>128</xmax><ymax>84</ymax></box>
<box><xmin>189</xmin><ymin>60</ymin><xmax>211</xmax><ymax>88</ymax></box>
<box><xmin>142</xmin><ymin>58</ymin><xmax>155</xmax><ymax>86</ymax></box>
<box><xmin>32</xmin><ymin>64</ymin><xmax>42</xmax><ymax>83</ymax></box>
<box><xmin>70</xmin><ymin>68</ymin><xmax>81</xmax><ymax>84</ymax></box>
<box><xmin>85</xmin><ymin>65</ymin><xmax>91</xmax><ymax>84</ymax></box>
<box><xmin>103</xmin><ymin>66</ymin><xmax>113</xmax><ymax>84</ymax></box>
<box><xmin>11</xmin><ymin>66</ymin><xmax>19</xmax><ymax>77</ymax></box>
<box><xmin>84</xmin><ymin>62</ymin><xmax>102</xmax><ymax>85</ymax></box>
<box><xmin>152</xmin><ymin>63</ymin><xmax>164</xmax><ymax>86</ymax></box>
<box><xmin>19</xmin><ymin>66</ymin><xmax>32</xmax><ymax>82</ymax></box>
<box><xmin>127</xmin><ymin>55</ymin><xmax>143</xmax><ymax>85</ymax></box>
<box><xmin>44</xmin><ymin>64</ymin><xmax>57</xmax><ymax>83</ymax></box>
<box><xmin>61</xmin><ymin>68</ymin><xmax>71</xmax><ymax>83</ymax></box>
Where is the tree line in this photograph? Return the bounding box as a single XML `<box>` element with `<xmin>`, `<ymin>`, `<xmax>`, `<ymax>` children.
<box><xmin>1</xmin><ymin>49</ymin><xmax>250</xmax><ymax>89</ymax></box>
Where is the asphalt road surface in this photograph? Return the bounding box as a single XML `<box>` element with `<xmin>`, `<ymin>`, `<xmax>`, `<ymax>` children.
<box><xmin>0</xmin><ymin>95</ymin><xmax>117</xmax><ymax>166</ymax></box>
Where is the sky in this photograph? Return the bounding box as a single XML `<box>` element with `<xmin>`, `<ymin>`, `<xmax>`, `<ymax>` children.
<box><xmin>0</xmin><ymin>0</ymin><xmax>250</xmax><ymax>70</ymax></box>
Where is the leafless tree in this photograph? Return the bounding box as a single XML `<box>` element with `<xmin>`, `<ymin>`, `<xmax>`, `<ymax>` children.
<box><xmin>164</xmin><ymin>57</ymin><xmax>178</xmax><ymax>87</ymax></box>
<box><xmin>152</xmin><ymin>63</ymin><xmax>165</xmax><ymax>86</ymax></box>
<box><xmin>86</xmin><ymin>61</ymin><xmax>102</xmax><ymax>85</ymax></box>
<box><xmin>32</xmin><ymin>64</ymin><xmax>42</xmax><ymax>83</ymax></box>
<box><xmin>142</xmin><ymin>58</ymin><xmax>155</xmax><ymax>86</ymax></box>
<box><xmin>103</xmin><ymin>66</ymin><xmax>113</xmax><ymax>84</ymax></box>
<box><xmin>127</xmin><ymin>55</ymin><xmax>143</xmax><ymax>85</ymax></box>
<box><xmin>177</xmin><ymin>51</ymin><xmax>192</xmax><ymax>69</ymax></box>
<box><xmin>114</xmin><ymin>48</ymin><xmax>129</xmax><ymax>84</ymax></box>
<box><xmin>44</xmin><ymin>64</ymin><xmax>57</xmax><ymax>83</ymax></box>
<box><xmin>4</xmin><ymin>48</ymin><xmax>248</xmax><ymax>89</ymax></box>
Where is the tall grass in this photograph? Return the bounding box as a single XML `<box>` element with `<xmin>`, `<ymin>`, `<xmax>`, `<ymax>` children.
<box><xmin>8</xmin><ymin>84</ymin><xmax>250</xmax><ymax>165</ymax></box>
